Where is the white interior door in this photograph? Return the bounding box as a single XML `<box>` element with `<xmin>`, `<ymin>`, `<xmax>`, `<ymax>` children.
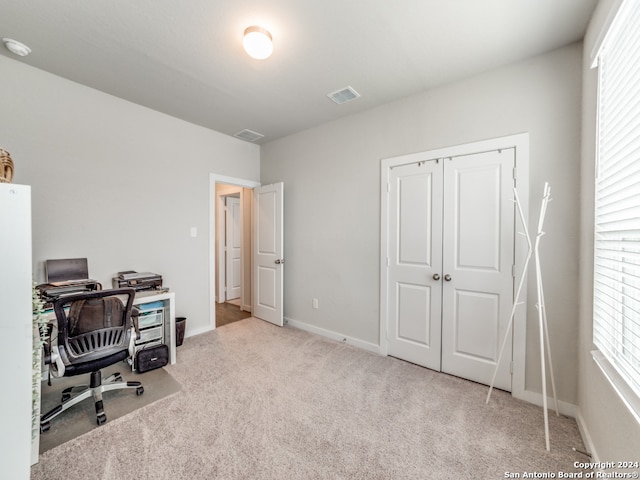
<box><xmin>441</xmin><ymin>150</ymin><xmax>515</xmax><ymax>391</ymax></box>
<box><xmin>387</xmin><ymin>160</ymin><xmax>443</xmax><ymax>370</ymax></box>
<box><xmin>252</xmin><ymin>182</ymin><xmax>284</xmax><ymax>326</ymax></box>
<box><xmin>225</xmin><ymin>196</ymin><xmax>241</xmax><ymax>301</ymax></box>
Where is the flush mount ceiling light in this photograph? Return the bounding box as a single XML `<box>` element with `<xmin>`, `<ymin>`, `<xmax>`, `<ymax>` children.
<box><xmin>243</xmin><ymin>26</ymin><xmax>273</xmax><ymax>60</ymax></box>
<box><xmin>2</xmin><ymin>38</ymin><xmax>31</xmax><ymax>57</ymax></box>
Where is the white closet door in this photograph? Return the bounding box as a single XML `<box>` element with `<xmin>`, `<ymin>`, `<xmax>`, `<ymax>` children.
<box><xmin>440</xmin><ymin>149</ymin><xmax>515</xmax><ymax>391</ymax></box>
<box><xmin>387</xmin><ymin>160</ymin><xmax>443</xmax><ymax>370</ymax></box>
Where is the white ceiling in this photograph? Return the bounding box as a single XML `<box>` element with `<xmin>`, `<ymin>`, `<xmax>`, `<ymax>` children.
<box><xmin>0</xmin><ymin>0</ymin><xmax>598</xmax><ymax>144</ymax></box>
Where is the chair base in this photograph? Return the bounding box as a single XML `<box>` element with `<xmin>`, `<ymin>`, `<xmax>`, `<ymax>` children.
<box><xmin>40</xmin><ymin>369</ymin><xmax>143</xmax><ymax>432</ymax></box>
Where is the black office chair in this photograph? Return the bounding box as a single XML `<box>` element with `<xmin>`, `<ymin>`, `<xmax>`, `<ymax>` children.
<box><xmin>40</xmin><ymin>288</ymin><xmax>144</xmax><ymax>431</ymax></box>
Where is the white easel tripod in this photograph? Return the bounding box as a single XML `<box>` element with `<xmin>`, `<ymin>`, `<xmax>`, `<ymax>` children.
<box><xmin>486</xmin><ymin>182</ymin><xmax>559</xmax><ymax>451</ymax></box>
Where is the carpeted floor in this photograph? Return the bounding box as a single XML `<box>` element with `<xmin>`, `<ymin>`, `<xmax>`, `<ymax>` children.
<box><xmin>31</xmin><ymin>317</ymin><xmax>588</xmax><ymax>480</ymax></box>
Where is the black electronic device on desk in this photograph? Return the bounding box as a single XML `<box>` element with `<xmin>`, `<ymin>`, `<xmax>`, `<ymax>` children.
<box><xmin>37</xmin><ymin>257</ymin><xmax>102</xmax><ymax>309</ymax></box>
<box><xmin>113</xmin><ymin>271</ymin><xmax>164</xmax><ymax>292</ymax></box>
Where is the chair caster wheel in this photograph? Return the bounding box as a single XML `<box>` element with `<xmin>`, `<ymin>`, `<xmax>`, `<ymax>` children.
<box><xmin>61</xmin><ymin>393</ymin><xmax>71</xmax><ymax>403</ymax></box>
<box><xmin>136</xmin><ymin>386</ymin><xmax>144</xmax><ymax>396</ymax></box>
<box><xmin>40</xmin><ymin>422</ymin><xmax>50</xmax><ymax>433</ymax></box>
<box><xmin>97</xmin><ymin>414</ymin><xmax>107</xmax><ymax>426</ymax></box>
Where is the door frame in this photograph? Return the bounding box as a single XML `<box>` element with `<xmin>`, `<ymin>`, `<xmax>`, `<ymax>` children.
<box><xmin>379</xmin><ymin>133</ymin><xmax>529</xmax><ymax>399</ymax></box>
<box><xmin>209</xmin><ymin>174</ymin><xmax>260</xmax><ymax>331</ymax></box>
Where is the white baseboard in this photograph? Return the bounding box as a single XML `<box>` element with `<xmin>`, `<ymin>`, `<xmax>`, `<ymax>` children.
<box><xmin>284</xmin><ymin>316</ymin><xmax>381</xmax><ymax>354</ymax></box>
<box><xmin>513</xmin><ymin>388</ymin><xmax>578</xmax><ymax>418</ymax></box>
<box><xmin>575</xmin><ymin>409</ymin><xmax>599</xmax><ymax>462</ymax></box>
<box><xmin>241</xmin><ymin>304</ymin><xmax>252</xmax><ymax>313</ymax></box>
<box><xmin>186</xmin><ymin>325</ymin><xmax>215</xmax><ymax>337</ymax></box>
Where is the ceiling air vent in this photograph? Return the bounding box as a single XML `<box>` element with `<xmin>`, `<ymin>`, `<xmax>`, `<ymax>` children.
<box><xmin>327</xmin><ymin>86</ymin><xmax>360</xmax><ymax>105</ymax></box>
<box><xmin>234</xmin><ymin>129</ymin><xmax>264</xmax><ymax>142</ymax></box>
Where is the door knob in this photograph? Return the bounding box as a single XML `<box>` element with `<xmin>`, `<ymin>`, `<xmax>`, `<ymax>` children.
<box><xmin>433</xmin><ymin>273</ymin><xmax>440</xmax><ymax>281</ymax></box>
<box><xmin>275</xmin><ymin>259</ymin><xmax>285</xmax><ymax>264</ymax></box>
<box><xmin>444</xmin><ymin>274</ymin><xmax>452</xmax><ymax>281</ymax></box>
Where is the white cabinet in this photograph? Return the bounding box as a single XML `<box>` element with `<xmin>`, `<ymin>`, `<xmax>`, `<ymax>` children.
<box><xmin>0</xmin><ymin>184</ymin><xmax>33</xmax><ymax>479</ymax></box>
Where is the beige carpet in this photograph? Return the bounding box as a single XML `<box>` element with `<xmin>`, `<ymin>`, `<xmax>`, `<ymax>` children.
<box><xmin>31</xmin><ymin>318</ymin><xmax>588</xmax><ymax>480</ymax></box>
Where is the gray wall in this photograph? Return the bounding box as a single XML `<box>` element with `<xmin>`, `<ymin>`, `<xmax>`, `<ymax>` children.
<box><xmin>261</xmin><ymin>43</ymin><xmax>583</xmax><ymax>404</ymax></box>
<box><xmin>0</xmin><ymin>55</ymin><xmax>260</xmax><ymax>337</ymax></box>
<box><xmin>578</xmin><ymin>0</ymin><xmax>640</xmax><ymax>460</ymax></box>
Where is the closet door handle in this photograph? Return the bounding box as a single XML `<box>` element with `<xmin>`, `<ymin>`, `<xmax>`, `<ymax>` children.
<box><xmin>444</xmin><ymin>274</ymin><xmax>452</xmax><ymax>281</ymax></box>
<box><xmin>433</xmin><ymin>273</ymin><xmax>441</xmax><ymax>281</ymax></box>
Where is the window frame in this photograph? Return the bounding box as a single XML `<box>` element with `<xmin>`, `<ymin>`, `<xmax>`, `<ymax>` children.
<box><xmin>591</xmin><ymin>0</ymin><xmax>640</xmax><ymax>424</ymax></box>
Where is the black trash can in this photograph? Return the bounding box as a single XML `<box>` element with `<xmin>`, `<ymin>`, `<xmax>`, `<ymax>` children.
<box><xmin>175</xmin><ymin>317</ymin><xmax>186</xmax><ymax>347</ymax></box>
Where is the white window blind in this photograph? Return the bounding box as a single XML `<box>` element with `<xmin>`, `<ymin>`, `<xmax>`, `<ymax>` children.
<box><xmin>593</xmin><ymin>0</ymin><xmax>640</xmax><ymax>401</ymax></box>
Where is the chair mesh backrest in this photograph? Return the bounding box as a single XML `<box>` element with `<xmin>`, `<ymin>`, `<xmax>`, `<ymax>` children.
<box><xmin>55</xmin><ymin>291</ymin><xmax>134</xmax><ymax>365</ymax></box>
<box><xmin>68</xmin><ymin>297</ymin><xmax>125</xmax><ymax>334</ymax></box>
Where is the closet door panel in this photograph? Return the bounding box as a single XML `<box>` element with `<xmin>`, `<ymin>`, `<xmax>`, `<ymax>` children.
<box><xmin>387</xmin><ymin>161</ymin><xmax>443</xmax><ymax>370</ymax></box>
<box><xmin>441</xmin><ymin>149</ymin><xmax>515</xmax><ymax>391</ymax></box>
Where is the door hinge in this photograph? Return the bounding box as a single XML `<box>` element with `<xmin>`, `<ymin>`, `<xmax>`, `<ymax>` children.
<box><xmin>510</xmin><ymin>361</ymin><xmax>514</xmax><ymax>374</ymax></box>
<box><xmin>386</xmin><ymin>256</ymin><xmax>390</xmax><ymax>267</ymax></box>
<box><xmin>512</xmin><ymin>265</ymin><xmax>516</xmax><ymax>278</ymax></box>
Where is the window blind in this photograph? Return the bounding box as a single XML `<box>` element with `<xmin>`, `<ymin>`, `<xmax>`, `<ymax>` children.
<box><xmin>593</xmin><ymin>0</ymin><xmax>640</xmax><ymax>399</ymax></box>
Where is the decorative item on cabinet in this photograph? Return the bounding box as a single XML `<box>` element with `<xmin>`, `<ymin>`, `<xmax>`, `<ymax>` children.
<box><xmin>0</xmin><ymin>148</ymin><xmax>14</xmax><ymax>183</ymax></box>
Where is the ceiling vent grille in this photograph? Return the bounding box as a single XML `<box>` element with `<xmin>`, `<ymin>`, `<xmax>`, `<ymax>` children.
<box><xmin>327</xmin><ymin>86</ymin><xmax>360</xmax><ymax>105</ymax></box>
<box><xmin>234</xmin><ymin>129</ymin><xmax>264</xmax><ymax>142</ymax></box>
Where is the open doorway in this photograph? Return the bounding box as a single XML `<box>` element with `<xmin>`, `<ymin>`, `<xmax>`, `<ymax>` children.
<box><xmin>215</xmin><ymin>184</ymin><xmax>252</xmax><ymax>327</ymax></box>
<box><xmin>210</xmin><ymin>174</ymin><xmax>260</xmax><ymax>329</ymax></box>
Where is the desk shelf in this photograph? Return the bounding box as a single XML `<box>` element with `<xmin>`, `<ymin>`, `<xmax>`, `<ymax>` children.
<box><xmin>133</xmin><ymin>291</ymin><xmax>176</xmax><ymax>368</ymax></box>
<box><xmin>132</xmin><ymin>305</ymin><xmax>165</xmax><ymax>371</ymax></box>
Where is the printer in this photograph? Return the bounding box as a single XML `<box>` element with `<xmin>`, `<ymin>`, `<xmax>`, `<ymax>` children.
<box><xmin>113</xmin><ymin>271</ymin><xmax>163</xmax><ymax>291</ymax></box>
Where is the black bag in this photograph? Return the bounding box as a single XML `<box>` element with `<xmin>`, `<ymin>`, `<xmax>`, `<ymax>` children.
<box><xmin>136</xmin><ymin>344</ymin><xmax>169</xmax><ymax>373</ymax></box>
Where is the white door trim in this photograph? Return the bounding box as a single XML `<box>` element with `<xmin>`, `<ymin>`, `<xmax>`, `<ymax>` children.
<box><xmin>209</xmin><ymin>174</ymin><xmax>260</xmax><ymax>333</ymax></box>
<box><xmin>380</xmin><ymin>133</ymin><xmax>530</xmax><ymax>399</ymax></box>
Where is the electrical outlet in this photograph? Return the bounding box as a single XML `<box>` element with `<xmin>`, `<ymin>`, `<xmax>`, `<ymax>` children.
<box><xmin>312</xmin><ymin>298</ymin><xmax>319</xmax><ymax>309</ymax></box>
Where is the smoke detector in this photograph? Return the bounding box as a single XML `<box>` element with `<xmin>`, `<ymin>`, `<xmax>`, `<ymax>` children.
<box><xmin>2</xmin><ymin>38</ymin><xmax>31</xmax><ymax>57</ymax></box>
